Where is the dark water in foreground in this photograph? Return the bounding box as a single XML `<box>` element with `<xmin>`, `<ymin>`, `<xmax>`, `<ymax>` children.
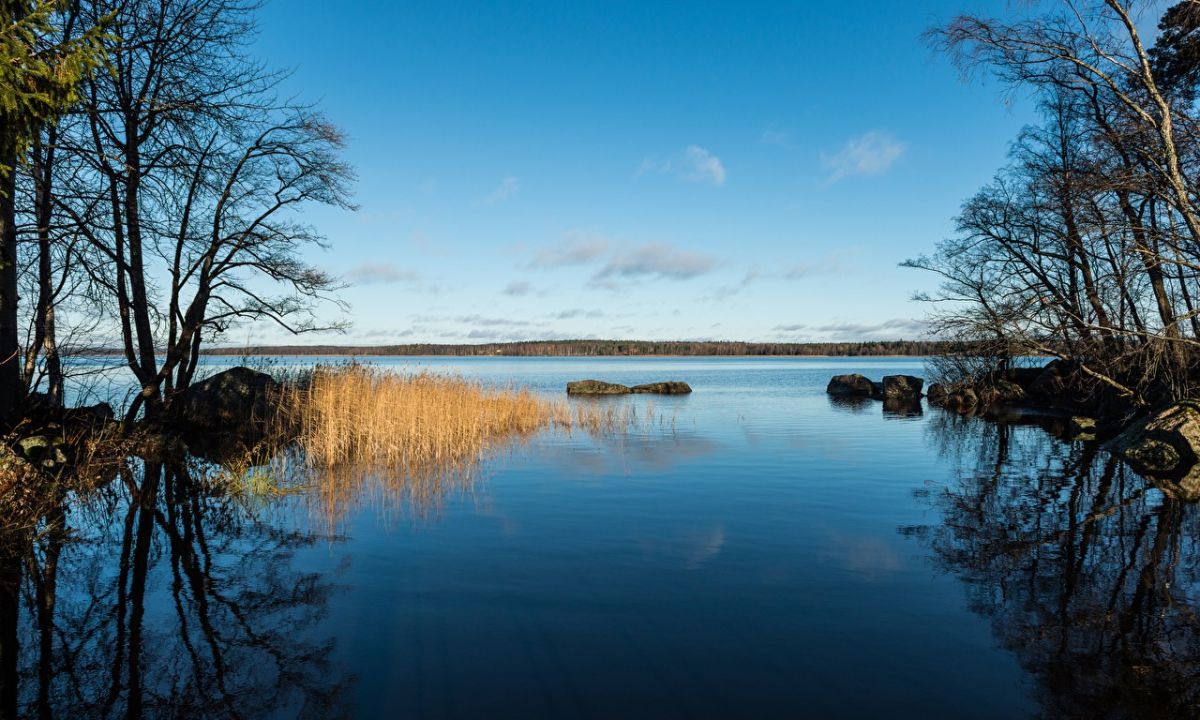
<box><xmin>5</xmin><ymin>357</ymin><xmax>1199</xmax><ymax>719</ymax></box>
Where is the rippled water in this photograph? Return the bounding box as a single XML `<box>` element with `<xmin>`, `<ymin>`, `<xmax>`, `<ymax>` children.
<box><xmin>5</xmin><ymin>357</ymin><xmax>1197</xmax><ymax>719</ymax></box>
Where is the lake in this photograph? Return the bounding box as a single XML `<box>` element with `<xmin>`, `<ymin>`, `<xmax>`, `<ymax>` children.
<box><xmin>7</xmin><ymin>356</ymin><xmax>1197</xmax><ymax>719</ymax></box>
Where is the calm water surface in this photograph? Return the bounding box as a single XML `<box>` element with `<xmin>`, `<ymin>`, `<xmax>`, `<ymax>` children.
<box><xmin>9</xmin><ymin>357</ymin><xmax>1198</xmax><ymax>718</ymax></box>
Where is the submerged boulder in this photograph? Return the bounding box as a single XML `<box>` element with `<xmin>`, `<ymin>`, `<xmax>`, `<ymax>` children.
<box><xmin>631</xmin><ymin>381</ymin><xmax>692</xmax><ymax>395</ymax></box>
<box><xmin>987</xmin><ymin>379</ymin><xmax>1027</xmax><ymax>405</ymax></box>
<box><xmin>567</xmin><ymin>380</ymin><xmax>632</xmax><ymax>395</ymax></box>
<box><xmin>881</xmin><ymin>375</ymin><xmax>924</xmax><ymax>400</ymax></box>
<box><xmin>936</xmin><ymin>386</ymin><xmax>979</xmax><ymax>413</ymax></box>
<box><xmin>1108</xmin><ymin>401</ymin><xmax>1200</xmax><ymax>483</ymax></box>
<box><xmin>826</xmin><ymin>374</ymin><xmax>876</xmax><ymax>397</ymax></box>
<box><xmin>566</xmin><ymin>379</ymin><xmax>692</xmax><ymax>395</ymax></box>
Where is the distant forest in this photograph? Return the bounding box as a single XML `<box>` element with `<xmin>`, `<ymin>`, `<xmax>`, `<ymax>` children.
<box><xmin>196</xmin><ymin>340</ymin><xmax>955</xmax><ymax>357</ymax></box>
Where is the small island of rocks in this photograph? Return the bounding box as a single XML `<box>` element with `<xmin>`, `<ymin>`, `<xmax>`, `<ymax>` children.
<box><xmin>566</xmin><ymin>380</ymin><xmax>693</xmax><ymax>396</ymax></box>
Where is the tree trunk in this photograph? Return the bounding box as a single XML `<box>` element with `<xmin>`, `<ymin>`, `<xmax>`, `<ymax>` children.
<box><xmin>122</xmin><ymin>143</ymin><xmax>162</xmax><ymax>422</ymax></box>
<box><xmin>35</xmin><ymin>502</ymin><xmax>64</xmax><ymax>720</ymax></box>
<box><xmin>26</xmin><ymin>134</ymin><xmax>64</xmax><ymax>405</ymax></box>
<box><xmin>0</xmin><ymin>539</ymin><xmax>21</xmax><ymax>720</ymax></box>
<box><xmin>0</xmin><ymin>137</ymin><xmax>22</xmax><ymax>424</ymax></box>
<box><xmin>125</xmin><ymin>462</ymin><xmax>161</xmax><ymax>719</ymax></box>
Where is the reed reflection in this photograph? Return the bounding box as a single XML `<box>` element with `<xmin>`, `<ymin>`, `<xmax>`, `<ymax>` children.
<box><xmin>1</xmin><ymin>460</ymin><xmax>350</xmax><ymax>719</ymax></box>
<box><xmin>911</xmin><ymin>412</ymin><xmax>1200</xmax><ymax>719</ymax></box>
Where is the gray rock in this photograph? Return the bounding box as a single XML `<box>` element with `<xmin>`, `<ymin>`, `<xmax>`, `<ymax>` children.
<box><xmin>631</xmin><ymin>382</ymin><xmax>692</xmax><ymax>395</ymax></box>
<box><xmin>1108</xmin><ymin>402</ymin><xmax>1200</xmax><ymax>485</ymax></box>
<box><xmin>17</xmin><ymin>435</ymin><xmax>51</xmax><ymax>460</ymax></box>
<box><xmin>882</xmin><ymin>375</ymin><xmax>924</xmax><ymax>400</ymax></box>
<box><xmin>984</xmin><ymin>380</ymin><xmax>1026</xmax><ymax>405</ymax></box>
<box><xmin>567</xmin><ymin>379</ymin><xmax>632</xmax><ymax>395</ymax></box>
<box><xmin>826</xmin><ymin>374</ymin><xmax>876</xmax><ymax>397</ymax></box>
<box><xmin>1070</xmin><ymin>415</ymin><xmax>1099</xmax><ymax>439</ymax></box>
<box><xmin>936</xmin><ymin>386</ymin><xmax>979</xmax><ymax>413</ymax></box>
<box><xmin>13</xmin><ymin>434</ymin><xmax>70</xmax><ymax>469</ymax></box>
<box><xmin>567</xmin><ymin>379</ymin><xmax>692</xmax><ymax>395</ymax></box>
<box><xmin>174</xmin><ymin>367</ymin><xmax>280</xmax><ymax>430</ymax></box>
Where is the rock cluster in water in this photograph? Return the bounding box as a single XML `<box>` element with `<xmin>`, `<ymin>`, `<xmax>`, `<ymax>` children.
<box><xmin>825</xmin><ymin>373</ymin><xmax>924</xmax><ymax>401</ymax></box>
<box><xmin>888</xmin><ymin>359</ymin><xmax>1200</xmax><ymax>498</ymax></box>
<box><xmin>925</xmin><ymin>364</ymin><xmax>1064</xmax><ymax>416</ymax></box>
<box><xmin>566</xmin><ymin>379</ymin><xmax>692</xmax><ymax>395</ymax></box>
<box><xmin>825</xmin><ymin>373</ymin><xmax>925</xmax><ymax>417</ymax></box>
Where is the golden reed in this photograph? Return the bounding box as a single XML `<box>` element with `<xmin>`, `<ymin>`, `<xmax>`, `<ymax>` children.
<box><xmin>273</xmin><ymin>364</ymin><xmax>643</xmax><ymax>523</ymax></box>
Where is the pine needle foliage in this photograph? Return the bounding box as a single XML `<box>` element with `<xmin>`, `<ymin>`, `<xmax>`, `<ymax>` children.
<box><xmin>0</xmin><ymin>0</ymin><xmax>108</xmax><ymax>176</ymax></box>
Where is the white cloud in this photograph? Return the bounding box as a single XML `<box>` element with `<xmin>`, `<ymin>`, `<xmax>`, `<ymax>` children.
<box><xmin>530</xmin><ymin>233</ymin><xmax>717</xmax><ymax>288</ymax></box>
<box><xmin>530</xmin><ymin>233</ymin><xmax>611</xmax><ymax>268</ymax></box>
<box><xmin>783</xmin><ymin>250</ymin><xmax>858</xmax><ymax>280</ymax></box>
<box><xmin>681</xmin><ymin>145</ymin><xmax>726</xmax><ymax>185</ymax></box>
<box><xmin>594</xmin><ymin>242</ymin><xmax>716</xmax><ymax>282</ymax></box>
<box><xmin>821</xmin><ymin>131</ymin><xmax>905</xmax><ymax>182</ymax></box>
<box><xmin>773</xmin><ymin>317</ymin><xmax>928</xmax><ymax>341</ymax></box>
<box><xmin>347</xmin><ymin>262</ymin><xmax>422</xmax><ymax>285</ymax></box>
<box><xmin>638</xmin><ymin>145</ymin><xmax>726</xmax><ymax>186</ymax></box>
<box><xmin>483</xmin><ymin>176</ymin><xmax>520</xmax><ymax>205</ymax></box>
<box><xmin>503</xmin><ymin>280</ymin><xmax>533</xmax><ymax>296</ymax></box>
<box><xmin>550</xmin><ymin>308</ymin><xmax>604</xmax><ymax>319</ymax></box>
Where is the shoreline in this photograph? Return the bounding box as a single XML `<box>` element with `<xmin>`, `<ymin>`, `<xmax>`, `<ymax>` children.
<box><xmin>70</xmin><ymin>340</ymin><xmax>953</xmax><ymax>360</ymax></box>
<box><xmin>78</xmin><ymin>352</ymin><xmax>936</xmax><ymax>359</ymax></box>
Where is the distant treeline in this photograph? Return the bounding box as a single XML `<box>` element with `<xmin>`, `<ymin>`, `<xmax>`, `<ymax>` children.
<box><xmin>195</xmin><ymin>340</ymin><xmax>957</xmax><ymax>357</ymax></box>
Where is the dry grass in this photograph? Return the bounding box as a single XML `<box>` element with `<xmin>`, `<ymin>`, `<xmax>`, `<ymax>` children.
<box><xmin>282</xmin><ymin>364</ymin><xmax>639</xmax><ymax>467</ymax></box>
<box><xmin>272</xmin><ymin>364</ymin><xmax>645</xmax><ymax>525</ymax></box>
<box><xmin>0</xmin><ymin>454</ymin><xmax>51</xmax><ymax>536</ymax></box>
<box><xmin>0</xmin><ymin>426</ymin><xmax>130</xmax><ymax>539</ymax></box>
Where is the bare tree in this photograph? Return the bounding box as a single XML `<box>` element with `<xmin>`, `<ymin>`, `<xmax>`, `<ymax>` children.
<box><xmin>0</xmin><ymin>0</ymin><xmax>106</xmax><ymax>421</ymax></box>
<box><xmin>50</xmin><ymin>0</ymin><xmax>353</xmax><ymax>422</ymax></box>
<box><xmin>913</xmin><ymin>1</ymin><xmax>1200</xmax><ymax>409</ymax></box>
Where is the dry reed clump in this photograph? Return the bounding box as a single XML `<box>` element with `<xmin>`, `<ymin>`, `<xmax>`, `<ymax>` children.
<box><xmin>281</xmin><ymin>364</ymin><xmax>640</xmax><ymax>469</ymax></box>
<box><xmin>273</xmin><ymin>364</ymin><xmax>644</xmax><ymax>524</ymax></box>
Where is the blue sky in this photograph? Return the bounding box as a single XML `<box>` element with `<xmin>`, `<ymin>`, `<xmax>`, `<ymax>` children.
<box><xmin>243</xmin><ymin>0</ymin><xmax>1032</xmax><ymax>345</ymax></box>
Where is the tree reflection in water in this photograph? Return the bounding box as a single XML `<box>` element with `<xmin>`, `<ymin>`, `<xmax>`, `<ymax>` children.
<box><xmin>0</xmin><ymin>460</ymin><xmax>350</xmax><ymax>719</ymax></box>
<box><xmin>909</xmin><ymin>412</ymin><xmax>1200</xmax><ymax>719</ymax></box>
